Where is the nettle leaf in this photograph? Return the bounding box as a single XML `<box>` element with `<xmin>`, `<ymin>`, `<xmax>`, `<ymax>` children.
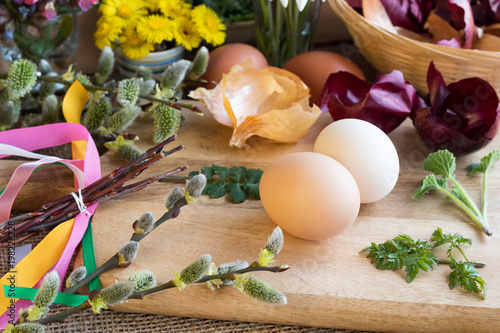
<box><xmin>243</xmin><ymin>168</ymin><xmax>263</xmax><ymax>199</ymax></box>
<box><xmin>213</xmin><ymin>164</ymin><xmax>230</xmax><ymax>179</ymax></box>
<box><xmin>205</xmin><ymin>181</ymin><xmax>228</xmax><ymax>198</ymax></box>
<box><xmin>423</xmin><ymin>149</ymin><xmax>456</xmax><ymax>178</ymax></box>
<box><xmin>201</xmin><ymin>166</ymin><xmax>215</xmax><ymax>178</ymax></box>
<box><xmin>469</xmin><ymin>149</ymin><xmax>500</xmax><ymax>174</ymax></box>
<box><xmin>412</xmin><ymin>174</ymin><xmax>447</xmax><ymax>199</ymax></box>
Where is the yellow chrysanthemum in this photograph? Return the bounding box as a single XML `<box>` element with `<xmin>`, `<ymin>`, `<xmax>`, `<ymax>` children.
<box><xmin>99</xmin><ymin>0</ymin><xmax>148</xmax><ymax>27</ymax></box>
<box><xmin>191</xmin><ymin>5</ymin><xmax>226</xmax><ymax>46</ymax></box>
<box><xmin>94</xmin><ymin>17</ymin><xmax>122</xmax><ymax>49</ymax></box>
<box><xmin>159</xmin><ymin>0</ymin><xmax>191</xmax><ymax>19</ymax></box>
<box><xmin>173</xmin><ymin>17</ymin><xmax>201</xmax><ymax>51</ymax></box>
<box><xmin>136</xmin><ymin>15</ymin><xmax>175</xmax><ymax>44</ymax></box>
<box><xmin>119</xmin><ymin>28</ymin><xmax>155</xmax><ymax>59</ymax></box>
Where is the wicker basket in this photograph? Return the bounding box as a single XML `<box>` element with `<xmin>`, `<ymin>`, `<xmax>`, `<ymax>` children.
<box><xmin>327</xmin><ymin>0</ymin><xmax>500</xmax><ymax>96</ymax></box>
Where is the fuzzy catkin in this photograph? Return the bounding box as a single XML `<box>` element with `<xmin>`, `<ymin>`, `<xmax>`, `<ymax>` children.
<box><xmin>153</xmin><ymin>104</ymin><xmax>181</xmax><ymax>144</ymax></box>
<box><xmin>188</xmin><ymin>46</ymin><xmax>209</xmax><ymax>80</ymax></box>
<box><xmin>41</xmin><ymin>94</ymin><xmax>59</xmax><ymax>124</ymax></box>
<box><xmin>128</xmin><ymin>270</ymin><xmax>157</xmax><ymax>292</ymax></box>
<box><xmin>66</xmin><ymin>266</ymin><xmax>87</xmax><ymax>288</ymax></box>
<box><xmin>105</xmin><ymin>105</ymin><xmax>141</xmax><ymax>134</ymax></box>
<box><xmin>8</xmin><ymin>322</ymin><xmax>45</xmax><ymax>333</ymax></box>
<box><xmin>117</xmin><ymin>78</ymin><xmax>140</xmax><ymax>106</ymax></box>
<box><xmin>83</xmin><ymin>97</ymin><xmax>112</xmax><ymax>132</ymax></box>
<box><xmin>0</xmin><ymin>101</ymin><xmax>20</xmax><ymax>130</ymax></box>
<box><xmin>100</xmin><ymin>280</ymin><xmax>135</xmax><ymax>305</ymax></box>
<box><xmin>118</xmin><ymin>241</ymin><xmax>139</xmax><ymax>266</ymax></box>
<box><xmin>180</xmin><ymin>254</ymin><xmax>211</xmax><ymax>285</ymax></box>
<box><xmin>96</xmin><ymin>46</ymin><xmax>114</xmax><ymax>84</ymax></box>
<box><xmin>264</xmin><ymin>227</ymin><xmax>284</xmax><ymax>256</ymax></box>
<box><xmin>165</xmin><ymin>187</ymin><xmax>183</xmax><ymax>211</ymax></box>
<box><xmin>217</xmin><ymin>261</ymin><xmax>248</xmax><ymax>285</ymax></box>
<box><xmin>8</xmin><ymin>59</ymin><xmax>37</xmax><ymax>99</ymax></box>
<box><xmin>160</xmin><ymin>60</ymin><xmax>191</xmax><ymax>90</ymax></box>
<box><xmin>34</xmin><ymin>271</ymin><xmax>60</xmax><ymax>308</ymax></box>
<box><xmin>244</xmin><ymin>278</ymin><xmax>287</xmax><ymax>305</ymax></box>
<box><xmin>115</xmin><ymin>143</ymin><xmax>143</xmax><ymax>162</ymax></box>
<box><xmin>135</xmin><ymin>212</ymin><xmax>154</xmax><ymax>234</ymax></box>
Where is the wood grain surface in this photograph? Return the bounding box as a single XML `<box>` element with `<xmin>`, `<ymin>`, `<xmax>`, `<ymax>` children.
<box><xmin>2</xmin><ymin>105</ymin><xmax>500</xmax><ymax>332</ymax></box>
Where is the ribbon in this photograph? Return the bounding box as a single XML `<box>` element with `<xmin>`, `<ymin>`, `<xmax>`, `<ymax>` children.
<box><xmin>0</xmin><ymin>82</ymin><xmax>100</xmax><ymax>328</ymax></box>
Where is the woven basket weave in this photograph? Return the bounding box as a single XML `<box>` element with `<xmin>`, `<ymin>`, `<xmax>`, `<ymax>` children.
<box><xmin>327</xmin><ymin>0</ymin><xmax>500</xmax><ymax>96</ymax></box>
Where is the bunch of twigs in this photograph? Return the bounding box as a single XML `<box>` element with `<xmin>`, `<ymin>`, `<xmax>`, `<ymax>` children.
<box><xmin>0</xmin><ymin>135</ymin><xmax>186</xmax><ymax>246</ymax></box>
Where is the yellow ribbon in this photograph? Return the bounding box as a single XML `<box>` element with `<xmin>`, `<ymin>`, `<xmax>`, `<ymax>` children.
<box><xmin>0</xmin><ymin>81</ymin><xmax>90</xmax><ymax>316</ymax></box>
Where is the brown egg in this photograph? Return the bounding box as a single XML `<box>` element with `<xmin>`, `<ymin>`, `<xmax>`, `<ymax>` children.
<box><xmin>202</xmin><ymin>43</ymin><xmax>268</xmax><ymax>88</ymax></box>
<box><xmin>283</xmin><ymin>51</ymin><xmax>365</xmax><ymax>104</ymax></box>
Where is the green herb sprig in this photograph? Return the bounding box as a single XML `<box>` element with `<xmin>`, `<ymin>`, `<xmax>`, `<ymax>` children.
<box><xmin>413</xmin><ymin>149</ymin><xmax>499</xmax><ymax>236</ymax></box>
<box><xmin>361</xmin><ymin>228</ymin><xmax>486</xmax><ymax>299</ymax></box>
<box><xmin>188</xmin><ymin>164</ymin><xmax>263</xmax><ymax>203</ymax></box>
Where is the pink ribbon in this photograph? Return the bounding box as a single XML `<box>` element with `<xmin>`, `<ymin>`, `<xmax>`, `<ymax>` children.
<box><xmin>0</xmin><ymin>123</ymin><xmax>101</xmax><ymax>327</ymax></box>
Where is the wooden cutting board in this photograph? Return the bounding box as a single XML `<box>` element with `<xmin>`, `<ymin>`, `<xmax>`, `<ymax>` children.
<box><xmin>2</xmin><ymin>106</ymin><xmax>500</xmax><ymax>332</ymax></box>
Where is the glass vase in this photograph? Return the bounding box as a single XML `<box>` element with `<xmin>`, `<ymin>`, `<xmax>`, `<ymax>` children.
<box><xmin>253</xmin><ymin>0</ymin><xmax>322</xmax><ymax>68</ymax></box>
<box><xmin>1</xmin><ymin>13</ymin><xmax>78</xmax><ymax>70</ymax></box>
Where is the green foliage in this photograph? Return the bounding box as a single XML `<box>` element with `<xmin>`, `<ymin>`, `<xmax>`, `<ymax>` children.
<box><xmin>361</xmin><ymin>228</ymin><xmax>486</xmax><ymax>298</ymax></box>
<box><xmin>413</xmin><ymin>150</ymin><xmax>497</xmax><ymax>236</ymax></box>
<box><xmin>190</xmin><ymin>0</ymin><xmax>254</xmax><ymax>23</ymax></box>
<box><xmin>469</xmin><ymin>150</ymin><xmax>500</xmax><ymax>174</ymax></box>
<box><xmin>188</xmin><ymin>165</ymin><xmax>263</xmax><ymax>203</ymax></box>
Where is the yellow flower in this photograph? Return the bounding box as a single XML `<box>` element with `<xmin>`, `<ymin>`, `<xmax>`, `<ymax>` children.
<box><xmin>257</xmin><ymin>248</ymin><xmax>276</xmax><ymax>266</ymax></box>
<box><xmin>191</xmin><ymin>5</ymin><xmax>226</xmax><ymax>46</ymax></box>
<box><xmin>119</xmin><ymin>28</ymin><xmax>155</xmax><ymax>59</ymax></box>
<box><xmin>94</xmin><ymin>16</ymin><xmax>122</xmax><ymax>49</ymax></box>
<box><xmin>159</xmin><ymin>0</ymin><xmax>191</xmax><ymax>19</ymax></box>
<box><xmin>137</xmin><ymin>14</ymin><xmax>175</xmax><ymax>44</ymax></box>
<box><xmin>99</xmin><ymin>0</ymin><xmax>148</xmax><ymax>27</ymax></box>
<box><xmin>173</xmin><ymin>17</ymin><xmax>201</xmax><ymax>51</ymax></box>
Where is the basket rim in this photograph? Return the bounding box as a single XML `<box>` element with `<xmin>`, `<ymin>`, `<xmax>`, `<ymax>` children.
<box><xmin>328</xmin><ymin>0</ymin><xmax>500</xmax><ymax>61</ymax></box>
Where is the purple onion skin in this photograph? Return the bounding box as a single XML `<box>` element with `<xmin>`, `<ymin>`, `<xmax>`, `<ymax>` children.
<box><xmin>318</xmin><ymin>70</ymin><xmax>421</xmax><ymax>134</ymax></box>
<box><xmin>411</xmin><ymin>62</ymin><xmax>500</xmax><ymax>156</ymax></box>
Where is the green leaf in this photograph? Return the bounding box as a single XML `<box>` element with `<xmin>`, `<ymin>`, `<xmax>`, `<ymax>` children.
<box><xmin>243</xmin><ymin>168</ymin><xmax>263</xmax><ymax>199</ymax></box>
<box><xmin>229</xmin><ymin>166</ymin><xmax>246</xmax><ymax>181</ymax></box>
<box><xmin>200</xmin><ymin>166</ymin><xmax>215</xmax><ymax>179</ymax></box>
<box><xmin>448</xmin><ymin>261</ymin><xmax>486</xmax><ymax>298</ymax></box>
<box><xmin>431</xmin><ymin>228</ymin><xmax>472</xmax><ymax>261</ymax></box>
<box><xmin>228</xmin><ymin>182</ymin><xmax>246</xmax><ymax>203</ymax></box>
<box><xmin>53</xmin><ymin>15</ymin><xmax>74</xmax><ymax>48</ymax></box>
<box><xmin>412</xmin><ymin>174</ymin><xmax>447</xmax><ymax>199</ymax></box>
<box><xmin>212</xmin><ymin>165</ymin><xmax>230</xmax><ymax>179</ymax></box>
<box><xmin>204</xmin><ymin>181</ymin><xmax>228</xmax><ymax>199</ymax></box>
<box><xmin>423</xmin><ymin>150</ymin><xmax>456</xmax><ymax>178</ymax></box>
<box><xmin>469</xmin><ymin>150</ymin><xmax>500</xmax><ymax>174</ymax></box>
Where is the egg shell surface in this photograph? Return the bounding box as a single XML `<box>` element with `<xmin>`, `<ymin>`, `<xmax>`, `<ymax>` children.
<box><xmin>202</xmin><ymin>43</ymin><xmax>268</xmax><ymax>88</ymax></box>
<box><xmin>313</xmin><ymin>119</ymin><xmax>399</xmax><ymax>204</ymax></box>
<box><xmin>283</xmin><ymin>51</ymin><xmax>365</xmax><ymax>105</ymax></box>
<box><xmin>259</xmin><ymin>152</ymin><xmax>360</xmax><ymax>241</ymax></box>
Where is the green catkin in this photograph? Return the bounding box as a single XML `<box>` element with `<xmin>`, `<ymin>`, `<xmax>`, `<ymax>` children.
<box><xmin>244</xmin><ymin>278</ymin><xmax>287</xmax><ymax>305</ymax></box>
<box><xmin>117</xmin><ymin>78</ymin><xmax>140</xmax><ymax>106</ymax></box>
<box><xmin>180</xmin><ymin>254</ymin><xmax>212</xmax><ymax>285</ymax></box>
<box><xmin>103</xmin><ymin>105</ymin><xmax>141</xmax><ymax>135</ymax></box>
<box><xmin>217</xmin><ymin>261</ymin><xmax>248</xmax><ymax>285</ymax></box>
<box><xmin>66</xmin><ymin>266</ymin><xmax>87</xmax><ymax>288</ymax></box>
<box><xmin>8</xmin><ymin>59</ymin><xmax>37</xmax><ymax>99</ymax></box>
<box><xmin>153</xmin><ymin>104</ymin><xmax>181</xmax><ymax>144</ymax></box>
<box><xmin>0</xmin><ymin>101</ymin><xmax>20</xmax><ymax>130</ymax></box>
<box><xmin>188</xmin><ymin>46</ymin><xmax>209</xmax><ymax>80</ymax></box>
<box><xmin>38</xmin><ymin>59</ymin><xmax>53</xmax><ymax>75</ymax></box>
<box><xmin>115</xmin><ymin>143</ymin><xmax>143</xmax><ymax>162</ymax></box>
<box><xmin>41</xmin><ymin>94</ymin><xmax>59</xmax><ymax>124</ymax></box>
<box><xmin>83</xmin><ymin>97</ymin><xmax>112</xmax><ymax>132</ymax></box>
<box><xmin>96</xmin><ymin>46</ymin><xmax>115</xmax><ymax>84</ymax></box>
<box><xmin>128</xmin><ymin>270</ymin><xmax>157</xmax><ymax>292</ymax></box>
<box><xmin>75</xmin><ymin>72</ymin><xmax>92</xmax><ymax>87</ymax></box>
<box><xmin>8</xmin><ymin>322</ymin><xmax>45</xmax><ymax>333</ymax></box>
<box><xmin>99</xmin><ymin>281</ymin><xmax>135</xmax><ymax>305</ymax></box>
<box><xmin>34</xmin><ymin>271</ymin><xmax>60</xmax><ymax>308</ymax></box>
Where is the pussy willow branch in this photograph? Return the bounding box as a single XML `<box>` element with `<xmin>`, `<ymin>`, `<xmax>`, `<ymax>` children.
<box><xmin>0</xmin><ymin>74</ymin><xmax>203</xmax><ymax>115</ymax></box>
<box><xmin>35</xmin><ymin>264</ymin><xmax>289</xmax><ymax>325</ymax></box>
<box><xmin>0</xmin><ymin>136</ymin><xmax>186</xmax><ymax>245</ymax></box>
